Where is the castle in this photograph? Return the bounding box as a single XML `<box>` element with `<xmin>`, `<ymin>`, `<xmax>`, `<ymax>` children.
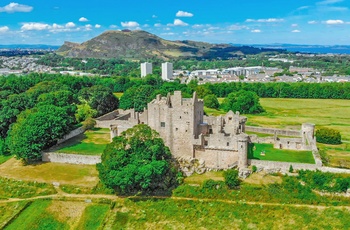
<box><xmin>94</xmin><ymin>90</ymin><xmax>318</xmax><ymax>173</ymax></box>
<box><xmin>109</xmin><ymin>91</ymin><xmax>250</xmax><ymax>169</ymax></box>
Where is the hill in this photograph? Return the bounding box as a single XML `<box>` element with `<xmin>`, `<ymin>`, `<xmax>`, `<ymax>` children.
<box><xmin>57</xmin><ymin>30</ymin><xmax>285</xmax><ymax>60</ymax></box>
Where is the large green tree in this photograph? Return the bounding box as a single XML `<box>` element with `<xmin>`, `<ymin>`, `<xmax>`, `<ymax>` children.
<box><xmin>79</xmin><ymin>85</ymin><xmax>119</xmax><ymax>117</ymax></box>
<box><xmin>220</xmin><ymin>90</ymin><xmax>264</xmax><ymax>114</ymax></box>
<box><xmin>204</xmin><ymin>94</ymin><xmax>220</xmax><ymax>109</ymax></box>
<box><xmin>97</xmin><ymin>124</ymin><xmax>179</xmax><ymax>195</ymax></box>
<box><xmin>7</xmin><ymin>105</ymin><xmax>75</xmax><ymax>162</ymax></box>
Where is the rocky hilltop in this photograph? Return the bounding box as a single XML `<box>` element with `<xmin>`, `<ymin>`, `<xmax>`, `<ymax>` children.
<box><xmin>57</xmin><ymin>30</ymin><xmax>285</xmax><ymax>59</ymax></box>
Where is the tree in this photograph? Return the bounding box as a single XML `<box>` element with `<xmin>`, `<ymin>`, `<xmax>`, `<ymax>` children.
<box><xmin>204</xmin><ymin>94</ymin><xmax>220</xmax><ymax>109</ymax></box>
<box><xmin>223</xmin><ymin>169</ymin><xmax>240</xmax><ymax>189</ymax></box>
<box><xmin>97</xmin><ymin>124</ymin><xmax>179</xmax><ymax>195</ymax></box>
<box><xmin>79</xmin><ymin>85</ymin><xmax>119</xmax><ymax>117</ymax></box>
<box><xmin>315</xmin><ymin>128</ymin><xmax>342</xmax><ymax>145</ymax></box>
<box><xmin>119</xmin><ymin>85</ymin><xmax>155</xmax><ymax>112</ymax></box>
<box><xmin>220</xmin><ymin>90</ymin><xmax>264</xmax><ymax>114</ymax></box>
<box><xmin>7</xmin><ymin>105</ymin><xmax>75</xmax><ymax>163</ymax></box>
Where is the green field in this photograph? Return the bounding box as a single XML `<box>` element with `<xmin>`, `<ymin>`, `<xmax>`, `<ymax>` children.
<box><xmin>249</xmin><ymin>143</ymin><xmax>315</xmax><ymax>164</ymax></box>
<box><xmin>0</xmin><ymin>201</ymin><xmax>30</xmax><ymax>229</ymax></box>
<box><xmin>5</xmin><ymin>200</ymin><xmax>69</xmax><ymax>230</ymax></box>
<box><xmin>52</xmin><ymin>128</ymin><xmax>110</xmax><ymax>155</ymax></box>
<box><xmin>1</xmin><ymin>197</ymin><xmax>348</xmax><ymax>229</ymax></box>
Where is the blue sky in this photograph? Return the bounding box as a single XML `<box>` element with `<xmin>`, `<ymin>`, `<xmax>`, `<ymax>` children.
<box><xmin>0</xmin><ymin>0</ymin><xmax>350</xmax><ymax>45</ymax></box>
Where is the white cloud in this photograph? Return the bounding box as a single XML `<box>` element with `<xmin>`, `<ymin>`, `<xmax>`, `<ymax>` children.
<box><xmin>325</xmin><ymin>19</ymin><xmax>344</xmax><ymax>24</ymax></box>
<box><xmin>318</xmin><ymin>0</ymin><xmax>343</xmax><ymax>5</ymax></box>
<box><xmin>161</xmin><ymin>32</ymin><xmax>175</xmax><ymax>36</ymax></box>
<box><xmin>169</xmin><ymin>19</ymin><xmax>188</xmax><ymax>26</ymax></box>
<box><xmin>52</xmin><ymin>23</ymin><xmax>64</xmax><ymax>29</ymax></box>
<box><xmin>85</xmin><ymin>24</ymin><xmax>92</xmax><ymax>31</ymax></box>
<box><xmin>65</xmin><ymin>22</ymin><xmax>76</xmax><ymax>28</ymax></box>
<box><xmin>308</xmin><ymin>20</ymin><xmax>318</xmax><ymax>24</ymax></box>
<box><xmin>0</xmin><ymin>2</ymin><xmax>33</xmax><ymax>13</ymax></box>
<box><xmin>79</xmin><ymin>17</ymin><xmax>89</xmax><ymax>22</ymax></box>
<box><xmin>246</xmin><ymin>18</ymin><xmax>284</xmax><ymax>23</ymax></box>
<box><xmin>121</xmin><ymin>21</ymin><xmax>140</xmax><ymax>27</ymax></box>
<box><xmin>152</xmin><ymin>15</ymin><xmax>157</xmax><ymax>18</ymax></box>
<box><xmin>110</xmin><ymin>25</ymin><xmax>118</xmax><ymax>28</ymax></box>
<box><xmin>228</xmin><ymin>25</ymin><xmax>248</xmax><ymax>30</ymax></box>
<box><xmin>292</xmin><ymin>30</ymin><xmax>301</xmax><ymax>33</ymax></box>
<box><xmin>0</xmin><ymin>26</ymin><xmax>9</xmax><ymax>33</ymax></box>
<box><xmin>251</xmin><ymin>29</ymin><xmax>261</xmax><ymax>33</ymax></box>
<box><xmin>21</xmin><ymin>23</ymin><xmax>50</xmax><ymax>31</ymax></box>
<box><xmin>154</xmin><ymin>23</ymin><xmax>162</xmax><ymax>27</ymax></box>
<box><xmin>176</xmin><ymin>10</ymin><xmax>194</xmax><ymax>17</ymax></box>
<box><xmin>95</xmin><ymin>24</ymin><xmax>101</xmax><ymax>28</ymax></box>
<box><xmin>291</xmin><ymin>24</ymin><xmax>298</xmax><ymax>27</ymax></box>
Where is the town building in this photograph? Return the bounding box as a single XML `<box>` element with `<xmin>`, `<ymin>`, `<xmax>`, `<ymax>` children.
<box><xmin>141</xmin><ymin>62</ymin><xmax>152</xmax><ymax>77</ymax></box>
<box><xmin>161</xmin><ymin>62</ymin><xmax>173</xmax><ymax>80</ymax></box>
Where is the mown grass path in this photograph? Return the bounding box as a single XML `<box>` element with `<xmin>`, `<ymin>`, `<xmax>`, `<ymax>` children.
<box><xmin>1</xmin><ymin>188</ymin><xmax>349</xmax><ymax>211</ymax></box>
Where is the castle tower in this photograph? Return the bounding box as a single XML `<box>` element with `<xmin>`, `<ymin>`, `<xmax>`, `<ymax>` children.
<box><xmin>237</xmin><ymin>135</ymin><xmax>249</xmax><ymax>168</ymax></box>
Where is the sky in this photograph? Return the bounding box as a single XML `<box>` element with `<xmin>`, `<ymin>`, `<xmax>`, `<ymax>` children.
<box><xmin>0</xmin><ymin>0</ymin><xmax>350</xmax><ymax>45</ymax></box>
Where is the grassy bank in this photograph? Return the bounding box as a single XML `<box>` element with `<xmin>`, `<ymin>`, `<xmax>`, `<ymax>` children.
<box><xmin>53</xmin><ymin>128</ymin><xmax>110</xmax><ymax>155</ymax></box>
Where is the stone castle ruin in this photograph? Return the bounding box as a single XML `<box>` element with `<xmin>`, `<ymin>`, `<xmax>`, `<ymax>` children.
<box><xmin>95</xmin><ymin>91</ymin><xmax>317</xmax><ymax>174</ymax></box>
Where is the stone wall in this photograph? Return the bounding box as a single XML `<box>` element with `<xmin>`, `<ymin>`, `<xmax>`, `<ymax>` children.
<box><xmin>42</xmin><ymin>152</ymin><xmax>101</xmax><ymax>165</ymax></box>
<box><xmin>56</xmin><ymin>127</ymin><xmax>86</xmax><ymax>145</ymax></box>
<box><xmin>195</xmin><ymin>148</ymin><xmax>239</xmax><ymax>169</ymax></box>
<box><xmin>246</xmin><ymin>126</ymin><xmax>300</xmax><ymax>137</ymax></box>
<box><xmin>248</xmin><ymin>159</ymin><xmax>317</xmax><ymax>172</ymax></box>
<box><xmin>95</xmin><ymin>110</ymin><xmax>120</xmax><ymax>121</ymax></box>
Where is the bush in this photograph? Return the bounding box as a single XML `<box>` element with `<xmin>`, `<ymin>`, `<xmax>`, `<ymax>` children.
<box><xmin>289</xmin><ymin>165</ymin><xmax>294</xmax><ymax>173</ymax></box>
<box><xmin>223</xmin><ymin>169</ymin><xmax>240</xmax><ymax>189</ymax></box>
<box><xmin>252</xmin><ymin>165</ymin><xmax>257</xmax><ymax>173</ymax></box>
<box><xmin>316</xmin><ymin>128</ymin><xmax>342</xmax><ymax>145</ymax></box>
<box><xmin>82</xmin><ymin>117</ymin><xmax>96</xmax><ymax>130</ymax></box>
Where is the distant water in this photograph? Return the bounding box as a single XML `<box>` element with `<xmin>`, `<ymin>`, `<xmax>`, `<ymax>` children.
<box><xmin>284</xmin><ymin>46</ymin><xmax>350</xmax><ymax>54</ymax></box>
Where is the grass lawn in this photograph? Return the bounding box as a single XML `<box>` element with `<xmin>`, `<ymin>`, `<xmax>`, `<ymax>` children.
<box><xmin>0</xmin><ymin>155</ymin><xmax>12</xmax><ymax>165</ymax></box>
<box><xmin>0</xmin><ymin>158</ymin><xmax>99</xmax><ymax>187</ymax></box>
<box><xmin>249</xmin><ymin>143</ymin><xmax>315</xmax><ymax>164</ymax></box>
<box><xmin>52</xmin><ymin>128</ymin><xmax>110</xmax><ymax>155</ymax></box>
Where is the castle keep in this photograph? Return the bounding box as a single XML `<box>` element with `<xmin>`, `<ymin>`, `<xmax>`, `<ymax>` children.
<box><xmin>109</xmin><ymin>91</ymin><xmax>250</xmax><ymax>169</ymax></box>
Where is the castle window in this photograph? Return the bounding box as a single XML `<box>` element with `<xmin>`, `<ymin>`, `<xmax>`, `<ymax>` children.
<box><xmin>180</xmin><ymin>116</ymin><xmax>181</xmax><ymax>119</ymax></box>
<box><xmin>161</xmin><ymin>122</ymin><xmax>165</xmax><ymax>127</ymax></box>
<box><xmin>209</xmin><ymin>129</ymin><xmax>213</xmax><ymax>134</ymax></box>
<box><xmin>176</xmin><ymin>128</ymin><xmax>178</xmax><ymax>131</ymax></box>
<box><xmin>287</xmin><ymin>141</ymin><xmax>290</xmax><ymax>145</ymax></box>
<box><xmin>204</xmin><ymin>141</ymin><xmax>208</xmax><ymax>146</ymax></box>
<box><xmin>227</xmin><ymin>142</ymin><xmax>229</xmax><ymax>146</ymax></box>
<box><xmin>229</xmin><ymin>117</ymin><xmax>232</xmax><ymax>121</ymax></box>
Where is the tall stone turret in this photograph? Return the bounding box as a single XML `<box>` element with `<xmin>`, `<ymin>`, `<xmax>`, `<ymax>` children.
<box><xmin>238</xmin><ymin>134</ymin><xmax>249</xmax><ymax>168</ymax></box>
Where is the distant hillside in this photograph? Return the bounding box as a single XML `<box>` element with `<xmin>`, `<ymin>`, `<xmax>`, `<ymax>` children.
<box><xmin>57</xmin><ymin>30</ymin><xmax>285</xmax><ymax>60</ymax></box>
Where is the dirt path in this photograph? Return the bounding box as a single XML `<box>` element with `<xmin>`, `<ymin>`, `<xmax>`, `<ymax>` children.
<box><xmin>1</xmin><ymin>189</ymin><xmax>350</xmax><ymax>211</ymax></box>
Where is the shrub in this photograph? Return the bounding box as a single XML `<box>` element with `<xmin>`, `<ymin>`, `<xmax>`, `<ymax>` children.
<box><xmin>82</xmin><ymin>117</ymin><xmax>96</xmax><ymax>130</ymax></box>
<box><xmin>316</xmin><ymin>128</ymin><xmax>341</xmax><ymax>145</ymax></box>
<box><xmin>252</xmin><ymin>165</ymin><xmax>257</xmax><ymax>173</ymax></box>
<box><xmin>289</xmin><ymin>165</ymin><xmax>294</xmax><ymax>173</ymax></box>
<box><xmin>223</xmin><ymin>169</ymin><xmax>240</xmax><ymax>189</ymax></box>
